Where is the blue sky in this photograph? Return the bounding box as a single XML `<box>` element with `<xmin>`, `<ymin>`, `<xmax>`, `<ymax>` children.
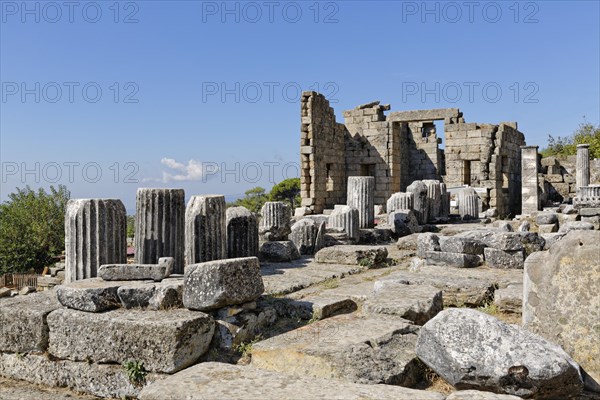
<box><xmin>1</xmin><ymin>0</ymin><xmax>599</xmax><ymax>213</ymax></box>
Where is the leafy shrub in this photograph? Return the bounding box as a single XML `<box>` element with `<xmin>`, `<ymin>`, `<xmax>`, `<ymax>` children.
<box><xmin>541</xmin><ymin>122</ymin><xmax>600</xmax><ymax>159</ymax></box>
<box><xmin>0</xmin><ymin>185</ymin><xmax>70</xmax><ymax>274</ymax></box>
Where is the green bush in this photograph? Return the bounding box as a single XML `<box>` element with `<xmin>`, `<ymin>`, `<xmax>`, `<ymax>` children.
<box><xmin>0</xmin><ymin>185</ymin><xmax>70</xmax><ymax>274</ymax></box>
<box><xmin>126</xmin><ymin>215</ymin><xmax>135</xmax><ymax>238</ymax></box>
<box><xmin>227</xmin><ymin>186</ymin><xmax>269</xmax><ymax>213</ymax></box>
<box><xmin>541</xmin><ymin>122</ymin><xmax>600</xmax><ymax>159</ymax></box>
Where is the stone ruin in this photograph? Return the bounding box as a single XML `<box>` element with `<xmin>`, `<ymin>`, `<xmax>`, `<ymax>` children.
<box><xmin>1</xmin><ymin>94</ymin><xmax>599</xmax><ymax>400</ymax></box>
<box><xmin>300</xmin><ymin>91</ymin><xmax>525</xmax><ymax>217</ymax></box>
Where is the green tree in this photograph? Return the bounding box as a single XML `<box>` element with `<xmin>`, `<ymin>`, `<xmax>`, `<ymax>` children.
<box><xmin>0</xmin><ymin>185</ymin><xmax>70</xmax><ymax>274</ymax></box>
<box><xmin>541</xmin><ymin>121</ymin><xmax>600</xmax><ymax>158</ymax></box>
<box><xmin>227</xmin><ymin>187</ymin><xmax>269</xmax><ymax>213</ymax></box>
<box><xmin>269</xmin><ymin>178</ymin><xmax>301</xmax><ymax>209</ymax></box>
<box><xmin>126</xmin><ymin>215</ymin><xmax>135</xmax><ymax>238</ymax></box>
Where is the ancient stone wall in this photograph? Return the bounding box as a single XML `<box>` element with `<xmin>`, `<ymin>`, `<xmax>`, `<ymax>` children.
<box><xmin>539</xmin><ymin>155</ymin><xmax>600</xmax><ymax>204</ymax></box>
<box><xmin>300</xmin><ymin>92</ymin><xmax>526</xmax><ymax>216</ymax></box>
<box><xmin>300</xmin><ymin>92</ymin><xmax>347</xmax><ymax>212</ymax></box>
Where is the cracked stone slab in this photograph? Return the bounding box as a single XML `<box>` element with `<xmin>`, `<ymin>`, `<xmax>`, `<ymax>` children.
<box><xmin>47</xmin><ymin>308</ymin><xmax>215</xmax><ymax>373</ymax></box>
<box><xmin>0</xmin><ymin>291</ymin><xmax>61</xmax><ymax>353</ymax></box>
<box><xmin>251</xmin><ymin>313</ymin><xmax>423</xmax><ymax>387</ymax></box>
<box><xmin>56</xmin><ymin>278</ymin><xmax>122</xmax><ymax>312</ymax></box>
<box><xmin>364</xmin><ymin>282</ymin><xmax>443</xmax><ymax>325</ymax></box>
<box><xmin>373</xmin><ymin>265</ymin><xmax>521</xmax><ymax>307</ymax></box>
<box><xmin>139</xmin><ymin>362</ymin><xmax>444</xmax><ymax>400</ymax></box>
<box><xmin>261</xmin><ymin>258</ymin><xmax>364</xmax><ymax>295</ymax></box>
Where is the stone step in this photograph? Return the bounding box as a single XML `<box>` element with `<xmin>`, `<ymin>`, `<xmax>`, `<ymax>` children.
<box><xmin>138</xmin><ymin>362</ymin><xmax>444</xmax><ymax>400</ymax></box>
<box><xmin>47</xmin><ymin>308</ymin><xmax>215</xmax><ymax>373</ymax></box>
<box><xmin>0</xmin><ymin>352</ymin><xmax>166</xmax><ymax>399</ymax></box>
<box><xmin>261</xmin><ymin>258</ymin><xmax>363</xmax><ymax>295</ymax></box>
<box><xmin>250</xmin><ymin>313</ymin><xmax>423</xmax><ymax>387</ymax></box>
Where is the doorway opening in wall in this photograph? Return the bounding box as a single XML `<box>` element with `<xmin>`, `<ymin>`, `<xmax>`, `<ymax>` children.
<box><xmin>434</xmin><ymin>120</ymin><xmax>445</xmax><ymax>149</ymax></box>
<box><xmin>326</xmin><ymin>163</ymin><xmax>334</xmax><ymax>191</ymax></box>
<box><xmin>360</xmin><ymin>164</ymin><xmax>376</xmax><ymax>177</ymax></box>
<box><xmin>463</xmin><ymin>160</ymin><xmax>472</xmax><ymax>185</ymax></box>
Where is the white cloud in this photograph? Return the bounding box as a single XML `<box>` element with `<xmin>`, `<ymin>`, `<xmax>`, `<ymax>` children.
<box><xmin>143</xmin><ymin>158</ymin><xmax>218</xmax><ymax>183</ymax></box>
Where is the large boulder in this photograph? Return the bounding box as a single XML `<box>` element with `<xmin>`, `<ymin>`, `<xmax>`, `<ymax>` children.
<box><xmin>388</xmin><ymin>209</ymin><xmax>420</xmax><ymax>237</ymax></box>
<box><xmin>183</xmin><ymin>257</ymin><xmax>264</xmax><ymax>311</ymax></box>
<box><xmin>416</xmin><ymin>308</ymin><xmax>583</xmax><ymax>398</ymax></box>
<box><xmin>258</xmin><ymin>241</ymin><xmax>300</xmax><ymax>262</ymax></box>
<box><xmin>523</xmin><ymin>230</ymin><xmax>600</xmax><ymax>384</ymax></box>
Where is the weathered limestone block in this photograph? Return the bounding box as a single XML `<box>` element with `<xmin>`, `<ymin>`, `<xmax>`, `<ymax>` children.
<box><xmin>185</xmin><ymin>195</ymin><xmax>226</xmax><ymax>265</ymax></box>
<box><xmin>259</xmin><ymin>240</ymin><xmax>300</xmax><ymax>262</ymax></box>
<box><xmin>484</xmin><ymin>248</ymin><xmax>524</xmax><ymax>269</ymax></box>
<box><xmin>425</xmin><ymin>251</ymin><xmax>481</xmax><ymax>268</ymax></box>
<box><xmin>135</xmin><ymin>188</ymin><xmax>185</xmax><ymax>274</ymax></box>
<box><xmin>458</xmin><ymin>188</ymin><xmax>480</xmax><ymax>220</ymax></box>
<box><xmin>439</xmin><ymin>236</ymin><xmax>486</xmax><ymax>255</ymax></box>
<box><xmin>365</xmin><ymin>281</ymin><xmax>443</xmax><ymax>325</ymax></box>
<box><xmin>536</xmin><ymin>213</ymin><xmax>558</xmax><ymax>225</ymax></box>
<box><xmin>521</xmin><ymin>146</ymin><xmax>539</xmax><ymax>215</ymax></box>
<box><xmin>576</xmin><ymin>144</ymin><xmax>590</xmax><ymax>191</ymax></box>
<box><xmin>388</xmin><ymin>209</ymin><xmax>420</xmax><ymax>237</ymax></box>
<box><xmin>424</xmin><ymin>179</ymin><xmax>442</xmax><ymax>221</ymax></box>
<box><xmin>559</xmin><ymin>221</ymin><xmax>595</xmax><ymax>232</ymax></box>
<box><xmin>445</xmin><ymin>392</ymin><xmax>521</xmax><ymax>400</ymax></box>
<box><xmin>183</xmin><ymin>257</ymin><xmax>264</xmax><ymax>311</ymax></box>
<box><xmin>386</xmin><ymin>192</ymin><xmax>414</xmax><ymax>214</ymax></box>
<box><xmin>494</xmin><ymin>283</ymin><xmax>522</xmax><ymax>313</ymax></box>
<box><xmin>65</xmin><ymin>199</ymin><xmax>127</xmax><ymax>283</ymax></box>
<box><xmin>259</xmin><ymin>202</ymin><xmax>292</xmax><ymax>241</ymax></box>
<box><xmin>523</xmin><ymin>230</ymin><xmax>600</xmax><ymax>383</ymax></box>
<box><xmin>226</xmin><ymin>206</ymin><xmax>259</xmax><ymax>258</ymax></box>
<box><xmin>251</xmin><ymin>313</ymin><xmax>424</xmax><ymax>387</ymax></box>
<box><xmin>289</xmin><ymin>218</ymin><xmax>318</xmax><ymax>255</ymax></box>
<box><xmin>417</xmin><ymin>232</ymin><xmax>440</xmax><ymax>258</ymax></box>
<box><xmin>117</xmin><ymin>278</ymin><xmax>184</xmax><ymax>310</ymax></box>
<box><xmin>0</xmin><ymin>291</ymin><xmax>60</xmax><ymax>353</ymax></box>
<box><xmin>416</xmin><ymin>308</ymin><xmax>583</xmax><ymax>398</ymax></box>
<box><xmin>407</xmin><ymin>180</ymin><xmax>429</xmax><ymax>224</ymax></box>
<box><xmin>328</xmin><ymin>205</ymin><xmax>360</xmax><ymax>241</ymax></box>
<box><xmin>314</xmin><ymin>245</ymin><xmax>388</xmax><ymax>267</ymax></box>
<box><xmin>0</xmin><ymin>352</ymin><xmax>166</xmax><ymax>399</ymax></box>
<box><xmin>537</xmin><ymin>223</ymin><xmax>558</xmax><ymax>233</ymax></box>
<box><xmin>347</xmin><ymin>176</ymin><xmax>375</xmax><ymax>228</ymax></box>
<box><xmin>581</xmin><ymin>215</ymin><xmax>600</xmax><ymax>230</ymax></box>
<box><xmin>139</xmin><ymin>362</ymin><xmax>444</xmax><ymax>400</ymax></box>
<box><xmin>47</xmin><ymin>308</ymin><xmax>215</xmax><ymax>373</ymax></box>
<box><xmin>56</xmin><ymin>278</ymin><xmax>122</xmax><ymax>312</ymax></box>
<box><xmin>98</xmin><ymin>257</ymin><xmax>173</xmax><ymax>282</ymax></box>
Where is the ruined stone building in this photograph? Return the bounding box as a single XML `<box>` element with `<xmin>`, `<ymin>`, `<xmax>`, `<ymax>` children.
<box><xmin>300</xmin><ymin>91</ymin><xmax>526</xmax><ymax>217</ymax></box>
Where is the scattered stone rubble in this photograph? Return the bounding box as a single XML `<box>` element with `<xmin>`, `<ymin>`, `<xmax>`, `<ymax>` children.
<box><xmin>2</xmin><ymin>100</ymin><xmax>599</xmax><ymax>399</ymax></box>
